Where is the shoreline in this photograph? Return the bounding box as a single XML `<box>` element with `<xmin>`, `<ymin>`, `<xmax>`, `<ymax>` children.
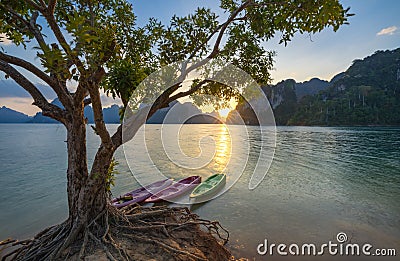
<box><xmin>1</xmin><ymin>122</ymin><xmax>400</xmax><ymax>127</ymax></box>
<box><xmin>0</xmin><ymin>205</ymin><xmax>232</xmax><ymax>260</ymax></box>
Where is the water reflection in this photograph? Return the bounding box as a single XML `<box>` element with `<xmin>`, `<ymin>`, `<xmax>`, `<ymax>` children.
<box><xmin>210</xmin><ymin>124</ymin><xmax>232</xmax><ymax>173</ymax></box>
<box><xmin>0</xmin><ymin>125</ymin><xmax>399</xmax><ymax>260</ymax></box>
<box><xmin>123</xmin><ymin>124</ymin><xmax>248</xmax><ymax>204</ymax></box>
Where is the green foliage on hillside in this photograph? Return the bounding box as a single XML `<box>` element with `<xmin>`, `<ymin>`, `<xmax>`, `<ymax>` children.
<box><xmin>273</xmin><ymin>80</ymin><xmax>297</xmax><ymax>125</ymax></box>
<box><xmin>289</xmin><ymin>48</ymin><xmax>400</xmax><ymax>126</ymax></box>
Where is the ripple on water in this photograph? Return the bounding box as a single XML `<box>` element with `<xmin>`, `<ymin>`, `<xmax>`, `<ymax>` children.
<box><xmin>0</xmin><ymin>125</ymin><xmax>399</xmax><ymax>259</ymax></box>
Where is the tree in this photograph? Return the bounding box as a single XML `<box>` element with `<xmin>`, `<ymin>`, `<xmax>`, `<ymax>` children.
<box><xmin>0</xmin><ymin>0</ymin><xmax>352</xmax><ymax>259</ymax></box>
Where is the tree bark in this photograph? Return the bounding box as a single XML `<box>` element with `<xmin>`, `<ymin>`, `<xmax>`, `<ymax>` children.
<box><xmin>67</xmin><ymin>143</ymin><xmax>113</xmax><ymax>222</ymax></box>
<box><xmin>58</xmin><ymin>102</ymin><xmax>114</xmax><ymax>252</ymax></box>
<box><xmin>66</xmin><ymin>116</ymin><xmax>88</xmax><ymax>221</ymax></box>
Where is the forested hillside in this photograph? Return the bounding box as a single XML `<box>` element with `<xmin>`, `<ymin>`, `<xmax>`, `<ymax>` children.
<box><xmin>228</xmin><ymin>48</ymin><xmax>400</xmax><ymax>126</ymax></box>
<box><xmin>290</xmin><ymin>48</ymin><xmax>400</xmax><ymax>125</ymax></box>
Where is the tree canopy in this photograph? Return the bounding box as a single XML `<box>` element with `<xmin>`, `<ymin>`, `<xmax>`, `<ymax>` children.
<box><xmin>1</xmin><ymin>0</ymin><xmax>353</xmax><ymax>118</ymax></box>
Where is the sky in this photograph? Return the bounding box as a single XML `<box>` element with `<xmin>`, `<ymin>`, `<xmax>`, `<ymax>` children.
<box><xmin>1</xmin><ymin>0</ymin><xmax>399</xmax><ymax>115</ymax></box>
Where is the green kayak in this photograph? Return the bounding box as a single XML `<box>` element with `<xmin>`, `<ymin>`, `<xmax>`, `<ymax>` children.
<box><xmin>190</xmin><ymin>174</ymin><xmax>226</xmax><ymax>199</ymax></box>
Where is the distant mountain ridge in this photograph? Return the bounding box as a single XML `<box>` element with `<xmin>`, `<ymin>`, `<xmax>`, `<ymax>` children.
<box><xmin>295</xmin><ymin>78</ymin><xmax>331</xmax><ymax>100</ymax></box>
<box><xmin>0</xmin><ymin>99</ymin><xmax>222</xmax><ymax>124</ymax></box>
<box><xmin>0</xmin><ymin>106</ymin><xmax>31</xmax><ymax>123</ymax></box>
<box><xmin>227</xmin><ymin>48</ymin><xmax>400</xmax><ymax>126</ymax></box>
<box><xmin>227</xmin><ymin>75</ymin><xmax>336</xmax><ymax>125</ymax></box>
<box><xmin>2</xmin><ymin>48</ymin><xmax>399</xmax><ymax>126</ymax></box>
<box><xmin>0</xmin><ymin>99</ymin><xmax>121</xmax><ymax>124</ymax></box>
<box><xmin>289</xmin><ymin>48</ymin><xmax>400</xmax><ymax>125</ymax></box>
<box><xmin>147</xmin><ymin>101</ymin><xmax>223</xmax><ymax>124</ymax></box>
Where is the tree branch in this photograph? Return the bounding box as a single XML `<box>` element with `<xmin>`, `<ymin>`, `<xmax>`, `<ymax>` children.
<box><xmin>47</xmin><ymin>0</ymin><xmax>57</xmax><ymax>14</ymax></box>
<box><xmin>42</xmin><ymin>9</ymin><xmax>85</xmax><ymax>72</ymax></box>
<box><xmin>147</xmin><ymin>82</ymin><xmax>182</xmax><ymax>119</ymax></box>
<box><xmin>166</xmin><ymin>79</ymin><xmax>210</xmax><ymax>104</ymax></box>
<box><xmin>110</xmin><ymin>0</ymin><xmax>253</xmax><ymax>150</ymax></box>
<box><xmin>186</xmin><ymin>0</ymin><xmax>252</xmax><ymax>75</ymax></box>
<box><xmin>83</xmin><ymin>98</ymin><xmax>92</xmax><ymax>107</ymax></box>
<box><xmin>1</xmin><ymin>4</ymin><xmax>48</xmax><ymax>52</ymax></box>
<box><xmin>110</xmin><ymin>79</ymin><xmax>209</xmax><ymax>150</ymax></box>
<box><xmin>111</xmin><ymin>124</ymin><xmax>122</xmax><ymax>148</ymax></box>
<box><xmin>188</xmin><ymin>1</ymin><xmax>251</xmax><ymax>60</ymax></box>
<box><xmin>23</xmin><ymin>0</ymin><xmax>46</xmax><ymax>12</ymax></box>
<box><xmin>39</xmin><ymin>0</ymin><xmax>47</xmax><ymax>7</ymax></box>
<box><xmin>0</xmin><ymin>61</ymin><xmax>66</xmax><ymax>124</ymax></box>
<box><xmin>74</xmin><ymin>82</ymin><xmax>89</xmax><ymax>106</ymax></box>
<box><xmin>109</xmin><ymin>83</ymin><xmax>182</xmax><ymax>149</ymax></box>
<box><xmin>89</xmin><ymin>67</ymin><xmax>106</xmax><ymax>85</ymax></box>
<box><xmin>87</xmin><ymin>67</ymin><xmax>111</xmax><ymax>147</ymax></box>
<box><xmin>187</xmin><ymin>23</ymin><xmax>224</xmax><ymax>60</ymax></box>
<box><xmin>0</xmin><ymin>51</ymin><xmax>73</xmax><ymax>109</ymax></box>
<box><xmin>73</xmin><ymin>61</ymin><xmax>106</xmax><ymax>106</ymax></box>
<box><xmin>4</xmin><ymin>7</ymin><xmax>75</xmax><ymax>109</ymax></box>
<box><xmin>0</xmin><ymin>52</ymin><xmax>54</xmax><ymax>87</ymax></box>
<box><xmin>110</xmin><ymin>79</ymin><xmax>211</xmax><ymax>150</ymax></box>
<box><xmin>29</xmin><ymin>11</ymin><xmax>48</xmax><ymax>50</ymax></box>
<box><xmin>3</xmin><ymin>7</ymin><xmax>73</xmax><ymax>109</ymax></box>
<box><xmin>1</xmin><ymin>4</ymin><xmax>28</xmax><ymax>26</ymax></box>
<box><xmin>88</xmin><ymin>85</ymin><xmax>113</xmax><ymax>149</ymax></box>
<box><xmin>79</xmin><ymin>65</ymin><xmax>105</xmax><ymax>114</ymax></box>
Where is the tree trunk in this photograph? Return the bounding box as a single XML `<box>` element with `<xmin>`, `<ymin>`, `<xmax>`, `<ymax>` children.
<box><xmin>61</xmin><ymin>88</ymin><xmax>163</xmax><ymax>250</ymax></box>
<box><xmin>62</xmin><ymin>105</ymin><xmax>114</xmax><ymax>249</ymax></box>
<box><xmin>66</xmin><ymin>113</ymin><xmax>88</xmax><ymax>222</ymax></box>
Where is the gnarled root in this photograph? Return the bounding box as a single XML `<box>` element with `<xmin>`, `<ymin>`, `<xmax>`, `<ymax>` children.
<box><xmin>1</xmin><ymin>205</ymin><xmax>230</xmax><ymax>261</ymax></box>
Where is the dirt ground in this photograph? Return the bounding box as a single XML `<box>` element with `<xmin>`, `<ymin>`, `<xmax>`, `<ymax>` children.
<box><xmin>68</xmin><ymin>205</ymin><xmax>232</xmax><ymax>261</ymax></box>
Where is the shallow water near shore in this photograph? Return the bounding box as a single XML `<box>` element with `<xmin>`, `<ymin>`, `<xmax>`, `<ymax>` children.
<box><xmin>0</xmin><ymin>124</ymin><xmax>399</xmax><ymax>260</ymax></box>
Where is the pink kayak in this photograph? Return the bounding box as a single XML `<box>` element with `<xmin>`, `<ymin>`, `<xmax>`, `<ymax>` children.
<box><xmin>144</xmin><ymin>176</ymin><xmax>201</xmax><ymax>203</ymax></box>
<box><xmin>112</xmin><ymin>179</ymin><xmax>173</xmax><ymax>208</ymax></box>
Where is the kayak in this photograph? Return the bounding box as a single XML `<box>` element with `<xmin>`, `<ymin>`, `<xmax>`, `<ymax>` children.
<box><xmin>112</xmin><ymin>178</ymin><xmax>173</xmax><ymax>208</ymax></box>
<box><xmin>190</xmin><ymin>174</ymin><xmax>226</xmax><ymax>199</ymax></box>
<box><xmin>144</xmin><ymin>176</ymin><xmax>201</xmax><ymax>203</ymax></box>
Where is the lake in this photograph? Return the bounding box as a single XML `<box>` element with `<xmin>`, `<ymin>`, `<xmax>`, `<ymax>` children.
<box><xmin>0</xmin><ymin>124</ymin><xmax>399</xmax><ymax>260</ymax></box>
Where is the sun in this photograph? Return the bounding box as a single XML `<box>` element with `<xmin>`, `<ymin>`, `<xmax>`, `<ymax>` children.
<box><xmin>218</xmin><ymin>108</ymin><xmax>231</xmax><ymax>118</ymax></box>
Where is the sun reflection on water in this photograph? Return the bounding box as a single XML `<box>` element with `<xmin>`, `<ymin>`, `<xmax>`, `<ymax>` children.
<box><xmin>212</xmin><ymin>124</ymin><xmax>232</xmax><ymax>173</ymax></box>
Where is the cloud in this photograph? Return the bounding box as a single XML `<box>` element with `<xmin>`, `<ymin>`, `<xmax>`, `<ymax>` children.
<box><xmin>0</xmin><ymin>97</ymin><xmax>41</xmax><ymax>116</ymax></box>
<box><xmin>0</xmin><ymin>33</ymin><xmax>12</xmax><ymax>45</ymax></box>
<box><xmin>100</xmin><ymin>93</ymin><xmax>122</xmax><ymax>107</ymax></box>
<box><xmin>0</xmin><ymin>80</ymin><xmax>57</xmax><ymax>99</ymax></box>
<box><xmin>377</xmin><ymin>26</ymin><xmax>398</xmax><ymax>36</ymax></box>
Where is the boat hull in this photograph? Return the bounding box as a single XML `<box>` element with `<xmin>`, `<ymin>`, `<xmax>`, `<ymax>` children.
<box><xmin>190</xmin><ymin>174</ymin><xmax>226</xmax><ymax>199</ymax></box>
<box><xmin>144</xmin><ymin>176</ymin><xmax>201</xmax><ymax>203</ymax></box>
<box><xmin>112</xmin><ymin>179</ymin><xmax>173</xmax><ymax>208</ymax></box>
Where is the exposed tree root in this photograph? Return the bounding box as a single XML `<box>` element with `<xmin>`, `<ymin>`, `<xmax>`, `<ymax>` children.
<box><xmin>0</xmin><ymin>205</ymin><xmax>231</xmax><ymax>261</ymax></box>
<box><xmin>123</xmin><ymin>234</ymin><xmax>207</xmax><ymax>261</ymax></box>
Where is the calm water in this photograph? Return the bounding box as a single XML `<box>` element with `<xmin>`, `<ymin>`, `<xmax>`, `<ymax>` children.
<box><xmin>0</xmin><ymin>124</ymin><xmax>399</xmax><ymax>260</ymax></box>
